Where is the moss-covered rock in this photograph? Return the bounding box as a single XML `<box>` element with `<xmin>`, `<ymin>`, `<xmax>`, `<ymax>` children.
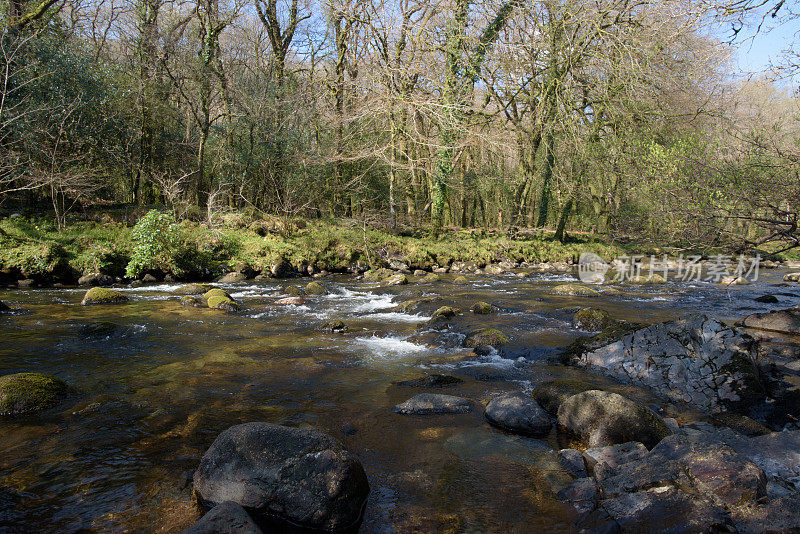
<box><xmin>573</xmin><ymin>307</ymin><xmax>616</xmax><ymax>331</ymax></box>
<box><xmin>418</xmin><ymin>273</ymin><xmax>440</xmax><ymax>283</ymax></box>
<box><xmin>284</xmin><ymin>285</ymin><xmax>304</xmax><ymax>296</ymax></box>
<box><xmin>0</xmin><ymin>373</ymin><xmax>71</xmax><ymax>416</ymax></box>
<box><xmin>396</xmin><ymin>296</ymin><xmax>437</xmax><ymax>313</ymax></box>
<box><xmin>207</xmin><ymin>294</ymin><xmax>240</xmax><ymax>312</ymax></box>
<box><xmin>381</xmin><ymin>273</ymin><xmax>408</xmax><ymax>286</ymax></box>
<box><xmin>175</xmin><ymin>283</ymin><xmax>215</xmax><ymax>295</ymax></box>
<box><xmin>81</xmin><ymin>287</ymin><xmax>128</xmax><ymax>305</ymax></box>
<box><xmin>201</xmin><ymin>288</ymin><xmax>232</xmax><ymax>303</ymax></box>
<box><xmin>431</xmin><ymin>306</ymin><xmax>460</xmax><ymax>320</ymax></box>
<box><xmin>305</xmin><ymin>281</ymin><xmax>328</xmax><ymax>295</ymax></box>
<box><xmin>363</xmin><ymin>267</ymin><xmax>394</xmax><ymax>282</ymax></box>
<box><xmin>627</xmin><ymin>274</ymin><xmax>667</xmax><ymax>284</ymax></box>
<box><xmin>216</xmin><ymin>271</ymin><xmax>248</xmax><ymax>283</ymax></box>
<box><xmin>464</xmin><ymin>328</ymin><xmax>509</xmax><ymax>348</ymax></box>
<box><xmin>452</xmin><ymin>276</ymin><xmax>469</xmax><ymax>285</ymax></box>
<box><xmin>782</xmin><ymin>272</ymin><xmax>800</xmax><ymax>282</ymax></box>
<box><xmin>551</xmin><ymin>284</ymin><xmax>599</xmax><ymax>297</ymax></box>
<box><xmin>470</xmin><ymin>301</ymin><xmax>493</xmax><ymax>314</ymax></box>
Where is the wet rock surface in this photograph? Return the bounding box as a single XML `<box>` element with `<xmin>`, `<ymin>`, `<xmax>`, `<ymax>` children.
<box><xmin>484</xmin><ymin>391</ymin><xmax>552</xmax><ymax>437</ymax></box>
<box><xmin>741</xmin><ymin>306</ymin><xmax>800</xmax><ymax>335</ymax></box>
<box><xmin>182</xmin><ymin>501</ymin><xmax>263</xmax><ymax>534</ymax></box>
<box><xmin>557</xmin><ymin>390</ymin><xmax>671</xmax><ymax>448</ymax></box>
<box><xmin>572</xmin><ymin>314</ymin><xmax>764</xmax><ymax>413</ymax></box>
<box><xmin>193</xmin><ymin>423</ymin><xmax>369</xmax><ymax>532</ymax></box>
<box><xmin>393</xmin><ymin>393</ymin><xmax>473</xmax><ymax>415</ymax></box>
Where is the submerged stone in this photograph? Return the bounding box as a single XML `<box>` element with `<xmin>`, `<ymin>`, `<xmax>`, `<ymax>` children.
<box><xmin>393</xmin><ymin>393</ymin><xmax>472</xmax><ymax>415</ymax></box>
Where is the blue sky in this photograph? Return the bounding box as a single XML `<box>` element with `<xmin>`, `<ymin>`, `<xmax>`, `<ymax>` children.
<box><xmin>725</xmin><ymin>10</ymin><xmax>797</xmax><ymax>83</ymax></box>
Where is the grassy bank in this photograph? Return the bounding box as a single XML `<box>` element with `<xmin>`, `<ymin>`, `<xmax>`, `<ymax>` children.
<box><xmin>0</xmin><ymin>211</ymin><xmax>623</xmax><ymax>285</ymax></box>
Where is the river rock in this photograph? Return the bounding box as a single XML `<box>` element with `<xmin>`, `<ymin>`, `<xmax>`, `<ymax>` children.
<box><xmin>557</xmin><ymin>390</ymin><xmax>670</xmax><ymax>448</ymax></box>
<box><xmin>754</xmin><ymin>294</ymin><xmax>779</xmax><ymax>304</ymax></box>
<box><xmin>598</xmin><ymin>434</ymin><xmax>766</xmax><ymax>508</ymax></box>
<box><xmin>573</xmin><ymin>308</ymin><xmax>615</xmax><ymax>331</ymax></box>
<box><xmin>363</xmin><ymin>267</ymin><xmax>393</xmax><ymax>282</ymax></box>
<box><xmin>305</xmin><ymin>281</ymin><xmax>328</xmax><ymax>295</ymax></box>
<box><xmin>583</xmin><ymin>441</ymin><xmax>648</xmax><ymax>472</ymax></box>
<box><xmin>532</xmin><ymin>379</ymin><xmax>592</xmax><ymax>415</ymax></box>
<box><xmin>274</xmin><ymin>296</ymin><xmax>305</xmax><ymax>306</ymax></box>
<box><xmin>418</xmin><ymin>273</ymin><xmax>440</xmax><ymax>283</ymax></box>
<box><xmin>393</xmin><ymin>393</ymin><xmax>472</xmax><ymax>415</ymax></box>
<box><xmin>81</xmin><ymin>287</ymin><xmax>128</xmax><ymax>305</ymax></box>
<box><xmin>395</xmin><ymin>374</ymin><xmax>463</xmax><ymax>388</ymax></box>
<box><xmin>485</xmin><ymin>264</ymin><xmax>504</xmax><ymax>275</ymax></box>
<box><xmin>556</xmin><ymin>477</ymin><xmax>598</xmax><ymax>516</ymax></box>
<box><xmin>574</xmin><ymin>314</ymin><xmax>764</xmax><ymax>413</ymax></box>
<box><xmin>217</xmin><ymin>272</ymin><xmax>248</xmax><ymax>283</ymax></box>
<box><xmin>175</xmin><ymin>284</ymin><xmax>215</xmax><ymax>295</ymax></box>
<box><xmin>452</xmin><ymin>276</ymin><xmax>469</xmax><ymax>284</ymax></box>
<box><xmin>0</xmin><ymin>300</ymin><xmax>8</xmax><ymax>312</ymax></box>
<box><xmin>484</xmin><ymin>391</ymin><xmax>552</xmax><ymax>437</ymax></box>
<box><xmin>463</xmin><ymin>328</ymin><xmax>509</xmax><ymax>348</ymax></box>
<box><xmin>627</xmin><ymin>274</ymin><xmax>667</xmax><ymax>284</ymax></box>
<box><xmin>557</xmin><ymin>449</ymin><xmax>587</xmax><ymax>478</ymax></box>
<box><xmin>193</xmin><ymin>422</ymin><xmax>369</xmax><ymax>532</ymax></box>
<box><xmin>381</xmin><ymin>273</ymin><xmax>408</xmax><ymax>286</ymax></box>
<box><xmin>412</xmin><ymin>269</ymin><xmax>426</xmax><ymax>277</ymax></box>
<box><xmin>270</xmin><ymin>259</ymin><xmax>293</xmax><ymax>278</ymax></box>
<box><xmin>283</xmin><ymin>285</ymin><xmax>303</xmax><ymax>296</ymax></box>
<box><xmin>78</xmin><ymin>272</ymin><xmax>114</xmax><ymax>286</ymax></box>
<box><xmin>601</xmin><ymin>487</ymin><xmax>732</xmax><ymax>532</ymax></box>
<box><xmin>201</xmin><ymin>288</ymin><xmax>239</xmax><ymax>311</ymax></box>
<box><xmin>551</xmin><ymin>284</ymin><xmax>599</xmax><ymax>297</ymax></box>
<box><xmin>741</xmin><ymin>307</ymin><xmax>800</xmax><ymax>335</ymax></box>
<box><xmin>783</xmin><ymin>272</ymin><xmax>800</xmax><ymax>282</ymax></box>
<box><xmin>183</xmin><ymin>501</ymin><xmax>263</xmax><ymax>534</ymax></box>
<box><xmin>0</xmin><ymin>373</ymin><xmax>71</xmax><ymax>416</ymax></box>
<box><xmin>721</xmin><ymin>275</ymin><xmax>749</xmax><ymax>285</ymax></box>
<box><xmin>470</xmin><ymin>301</ymin><xmax>493</xmax><ymax>314</ymax></box>
<box><xmin>430</xmin><ymin>306</ymin><xmax>459</xmax><ymax>320</ymax></box>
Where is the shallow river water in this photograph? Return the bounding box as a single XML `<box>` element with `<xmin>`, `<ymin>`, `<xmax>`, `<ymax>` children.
<box><xmin>1</xmin><ymin>268</ymin><xmax>798</xmax><ymax>533</ymax></box>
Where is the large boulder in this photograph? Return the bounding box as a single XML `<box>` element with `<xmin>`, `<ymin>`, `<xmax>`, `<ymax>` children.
<box><xmin>557</xmin><ymin>390</ymin><xmax>671</xmax><ymax>448</ymax></box>
<box><xmin>182</xmin><ymin>501</ymin><xmax>263</xmax><ymax>534</ymax></box>
<box><xmin>81</xmin><ymin>287</ymin><xmax>128</xmax><ymax>305</ymax></box>
<box><xmin>0</xmin><ymin>373</ymin><xmax>71</xmax><ymax>416</ymax></box>
<box><xmin>740</xmin><ymin>307</ymin><xmax>800</xmax><ymax>335</ymax></box>
<box><xmin>193</xmin><ymin>423</ymin><xmax>369</xmax><ymax>532</ymax></box>
<box><xmin>573</xmin><ymin>314</ymin><xmax>764</xmax><ymax>413</ymax></box>
<box><xmin>484</xmin><ymin>391</ymin><xmax>552</xmax><ymax>437</ymax></box>
<box><xmin>393</xmin><ymin>393</ymin><xmax>472</xmax><ymax>415</ymax></box>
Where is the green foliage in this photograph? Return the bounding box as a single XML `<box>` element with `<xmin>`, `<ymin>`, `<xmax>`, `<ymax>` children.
<box><xmin>125</xmin><ymin>210</ymin><xmax>181</xmax><ymax>278</ymax></box>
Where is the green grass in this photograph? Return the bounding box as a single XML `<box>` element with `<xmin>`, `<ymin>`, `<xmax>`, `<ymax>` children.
<box><xmin>0</xmin><ymin>212</ymin><xmax>623</xmax><ymax>280</ymax></box>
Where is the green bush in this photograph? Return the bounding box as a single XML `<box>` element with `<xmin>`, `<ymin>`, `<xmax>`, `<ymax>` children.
<box><xmin>125</xmin><ymin>210</ymin><xmax>181</xmax><ymax>278</ymax></box>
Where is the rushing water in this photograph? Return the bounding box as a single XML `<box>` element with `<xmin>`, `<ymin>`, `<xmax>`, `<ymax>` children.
<box><xmin>0</xmin><ymin>268</ymin><xmax>798</xmax><ymax>532</ymax></box>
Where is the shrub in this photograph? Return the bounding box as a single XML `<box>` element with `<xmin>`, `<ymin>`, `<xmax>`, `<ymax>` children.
<box><xmin>125</xmin><ymin>210</ymin><xmax>180</xmax><ymax>278</ymax></box>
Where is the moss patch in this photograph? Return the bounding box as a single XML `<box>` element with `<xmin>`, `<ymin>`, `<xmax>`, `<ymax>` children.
<box><xmin>0</xmin><ymin>373</ymin><xmax>71</xmax><ymax>416</ymax></box>
<box><xmin>81</xmin><ymin>287</ymin><xmax>128</xmax><ymax>305</ymax></box>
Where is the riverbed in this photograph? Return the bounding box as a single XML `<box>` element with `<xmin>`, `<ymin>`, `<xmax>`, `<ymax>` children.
<box><xmin>1</xmin><ymin>268</ymin><xmax>798</xmax><ymax>532</ymax></box>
